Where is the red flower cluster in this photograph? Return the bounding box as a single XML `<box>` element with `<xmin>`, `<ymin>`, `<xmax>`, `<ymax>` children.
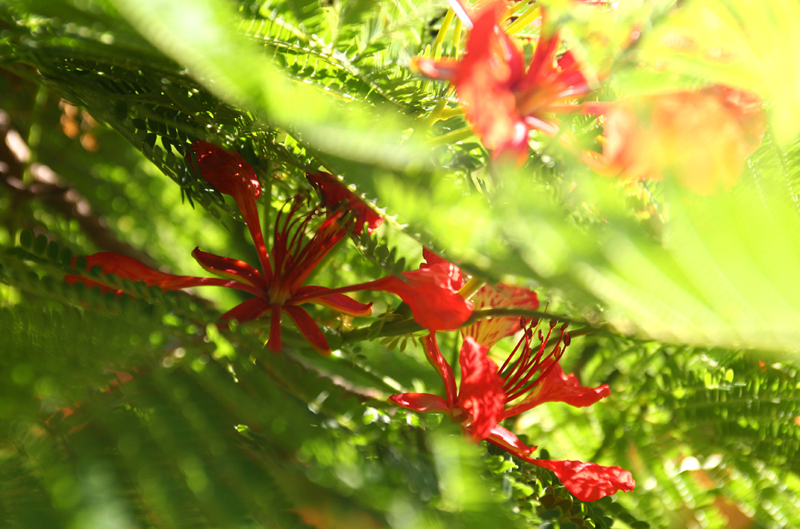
<box><xmin>391</xmin><ymin>252</ymin><xmax>635</xmax><ymax>501</ymax></box>
<box><xmin>392</xmin><ymin>320</ymin><xmax>634</xmax><ymax>502</ymax></box>
<box><xmin>66</xmin><ymin>142</ymin><xmax>471</xmax><ymax>354</ymax></box>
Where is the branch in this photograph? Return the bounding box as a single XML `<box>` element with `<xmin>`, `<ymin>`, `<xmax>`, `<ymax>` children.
<box><xmin>341</xmin><ymin>307</ymin><xmax>604</xmax><ymax>344</ymax></box>
<box><xmin>0</xmin><ymin>108</ymin><xmax>158</xmax><ymax>267</ymax></box>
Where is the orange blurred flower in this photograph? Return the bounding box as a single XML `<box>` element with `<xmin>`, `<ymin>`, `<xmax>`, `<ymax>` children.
<box><xmin>584</xmin><ymin>86</ymin><xmax>766</xmax><ymax>194</ymax></box>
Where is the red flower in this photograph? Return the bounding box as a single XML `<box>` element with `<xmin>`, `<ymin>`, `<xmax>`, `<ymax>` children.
<box><xmin>307</xmin><ymin>171</ymin><xmax>383</xmax><ymax>235</ymax></box>
<box><xmin>67</xmin><ymin>142</ymin><xmax>472</xmax><ymax>354</ymax></box>
<box><xmin>421</xmin><ymin>248</ymin><xmax>539</xmax><ymax>348</ymax></box>
<box><xmin>583</xmin><ymin>85</ymin><xmax>766</xmax><ymax>194</ymax></box>
<box><xmin>413</xmin><ymin>1</ymin><xmax>594</xmax><ymax>163</ymax></box>
<box><xmin>390</xmin><ymin>320</ymin><xmax>634</xmax><ymax>502</ymax></box>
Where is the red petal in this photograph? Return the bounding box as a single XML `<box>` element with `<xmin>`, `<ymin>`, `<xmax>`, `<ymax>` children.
<box><xmin>221</xmin><ymin>297</ymin><xmax>271</xmax><ymax>324</ymax></box>
<box><xmin>422</xmin><ymin>333</ymin><xmax>458</xmax><ymax>410</ymax></box>
<box><xmin>288</xmin><ymin>263</ymin><xmax>473</xmax><ymax>331</ymax></box>
<box><xmin>389</xmin><ymin>393</ymin><xmax>450</xmax><ymax>413</ymax></box>
<box><xmin>453</xmin><ymin>2</ymin><xmax>529</xmax><ymax>160</ymax></box>
<box><xmin>457</xmin><ymin>337</ymin><xmax>504</xmax><ymax>440</ymax></box>
<box><xmin>420</xmin><ymin>248</ymin><xmax>463</xmax><ymax>290</ymax></box>
<box><xmin>528</xmin><ymin>459</ymin><xmax>635</xmax><ymax>502</ymax></box>
<box><xmin>191</xmin><ymin>248</ymin><xmax>266</xmax><ymax>293</ymax></box>
<box><xmin>189</xmin><ymin>142</ymin><xmax>273</xmax><ymax>281</ymax></box>
<box><xmin>503</xmin><ymin>359</ymin><xmax>610</xmax><ymax>419</ymax></box>
<box><xmin>283</xmin><ymin>305</ymin><xmax>331</xmax><ymax>355</ymax></box>
<box><xmin>485</xmin><ymin>424</ymin><xmax>537</xmax><ymax>454</ymax></box>
<box><xmin>64</xmin><ymin>252</ymin><xmax>237</xmax><ymax>293</ymax></box>
<box><xmin>189</xmin><ymin>141</ymin><xmax>262</xmax><ymax>198</ymax></box>
<box><xmin>462</xmin><ymin>283</ymin><xmax>539</xmax><ymax>348</ymax></box>
<box><xmin>360</xmin><ymin>263</ymin><xmax>473</xmax><ymax>331</ymax></box>
<box><xmin>307</xmin><ymin>171</ymin><xmax>384</xmax><ymax>235</ymax></box>
<box><xmin>292</xmin><ymin>286</ymin><xmax>373</xmax><ymax>317</ymax></box>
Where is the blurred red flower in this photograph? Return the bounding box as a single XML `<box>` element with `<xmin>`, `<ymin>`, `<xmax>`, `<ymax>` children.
<box><xmin>583</xmin><ymin>85</ymin><xmax>767</xmax><ymax>194</ymax></box>
<box><xmin>413</xmin><ymin>1</ymin><xmax>594</xmax><ymax>163</ymax></box>
<box><xmin>421</xmin><ymin>248</ymin><xmax>539</xmax><ymax>347</ymax></box>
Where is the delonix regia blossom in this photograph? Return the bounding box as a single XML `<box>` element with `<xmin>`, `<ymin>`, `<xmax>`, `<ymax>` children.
<box><xmin>582</xmin><ymin>85</ymin><xmax>767</xmax><ymax>194</ymax></box>
<box><xmin>413</xmin><ymin>0</ymin><xmax>594</xmax><ymax>163</ymax></box>
<box><xmin>390</xmin><ymin>319</ymin><xmax>635</xmax><ymax>502</ymax></box>
<box><xmin>66</xmin><ymin>142</ymin><xmax>472</xmax><ymax>354</ymax></box>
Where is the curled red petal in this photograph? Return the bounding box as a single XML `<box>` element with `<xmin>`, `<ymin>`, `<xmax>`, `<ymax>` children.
<box><xmin>189</xmin><ymin>141</ymin><xmax>272</xmax><ymax>281</ymax></box>
<box><xmin>420</xmin><ymin>248</ymin><xmax>464</xmax><ymax>290</ymax></box>
<box><xmin>307</xmin><ymin>171</ymin><xmax>384</xmax><ymax>235</ymax></box>
<box><xmin>189</xmin><ymin>141</ymin><xmax>261</xmax><ymax>199</ymax></box>
<box><xmin>528</xmin><ymin>459</ymin><xmax>635</xmax><ymax>502</ymax></box>
<box><xmin>360</xmin><ymin>263</ymin><xmax>473</xmax><ymax>331</ymax></box>
<box><xmin>221</xmin><ymin>297</ymin><xmax>271</xmax><ymax>324</ymax></box>
<box><xmin>462</xmin><ymin>283</ymin><xmax>539</xmax><ymax>348</ymax></box>
<box><xmin>283</xmin><ymin>305</ymin><xmax>330</xmax><ymax>355</ymax></box>
<box><xmin>422</xmin><ymin>333</ymin><xmax>458</xmax><ymax>410</ymax></box>
<box><xmin>191</xmin><ymin>248</ymin><xmax>266</xmax><ymax>292</ymax></box>
<box><xmin>389</xmin><ymin>393</ymin><xmax>450</xmax><ymax>413</ymax></box>
<box><xmin>485</xmin><ymin>424</ymin><xmax>537</xmax><ymax>455</ymax></box>
<box><xmin>504</xmin><ymin>359</ymin><xmax>610</xmax><ymax>419</ymax></box>
<box><xmin>64</xmin><ymin>252</ymin><xmax>233</xmax><ymax>293</ymax></box>
<box><xmin>292</xmin><ymin>286</ymin><xmax>373</xmax><ymax>317</ymax></box>
<box><xmin>457</xmin><ymin>337</ymin><xmax>505</xmax><ymax>440</ymax></box>
<box><xmin>289</xmin><ymin>263</ymin><xmax>472</xmax><ymax>330</ymax></box>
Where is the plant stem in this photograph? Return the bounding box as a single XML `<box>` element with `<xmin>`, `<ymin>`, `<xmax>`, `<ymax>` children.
<box><xmin>341</xmin><ymin>307</ymin><xmax>602</xmax><ymax>344</ymax></box>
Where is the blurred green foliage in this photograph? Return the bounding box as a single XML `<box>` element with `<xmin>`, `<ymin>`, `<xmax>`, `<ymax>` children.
<box><xmin>1</xmin><ymin>0</ymin><xmax>799</xmax><ymax>527</ymax></box>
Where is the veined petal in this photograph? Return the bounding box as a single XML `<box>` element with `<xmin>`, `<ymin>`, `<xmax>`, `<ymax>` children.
<box><xmin>292</xmin><ymin>286</ymin><xmax>373</xmax><ymax>317</ymax></box>
<box><xmin>462</xmin><ymin>283</ymin><xmax>539</xmax><ymax>348</ymax></box>
<box><xmin>189</xmin><ymin>142</ymin><xmax>273</xmax><ymax>281</ymax></box>
<box><xmin>283</xmin><ymin>305</ymin><xmax>331</xmax><ymax>355</ymax></box>
<box><xmin>307</xmin><ymin>171</ymin><xmax>384</xmax><ymax>235</ymax></box>
<box><xmin>504</xmin><ymin>359</ymin><xmax>609</xmax><ymax>419</ymax></box>
<box><xmin>64</xmin><ymin>252</ymin><xmax>240</xmax><ymax>293</ymax></box>
<box><xmin>457</xmin><ymin>337</ymin><xmax>504</xmax><ymax>440</ymax></box>
<box><xmin>191</xmin><ymin>248</ymin><xmax>266</xmax><ymax>292</ymax></box>
<box><xmin>422</xmin><ymin>333</ymin><xmax>458</xmax><ymax>410</ymax></box>
<box><xmin>527</xmin><ymin>459</ymin><xmax>635</xmax><ymax>502</ymax></box>
<box><xmin>485</xmin><ymin>424</ymin><xmax>537</xmax><ymax>455</ymax></box>
<box><xmin>221</xmin><ymin>297</ymin><xmax>271</xmax><ymax>324</ymax></box>
<box><xmin>389</xmin><ymin>393</ymin><xmax>450</xmax><ymax>413</ymax></box>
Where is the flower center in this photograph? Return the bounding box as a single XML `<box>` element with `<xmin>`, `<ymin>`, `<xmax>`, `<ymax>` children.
<box><xmin>267</xmin><ymin>196</ymin><xmax>350</xmax><ymax>305</ymax></box>
<box><xmin>499</xmin><ymin>317</ymin><xmax>571</xmax><ymax>403</ymax></box>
